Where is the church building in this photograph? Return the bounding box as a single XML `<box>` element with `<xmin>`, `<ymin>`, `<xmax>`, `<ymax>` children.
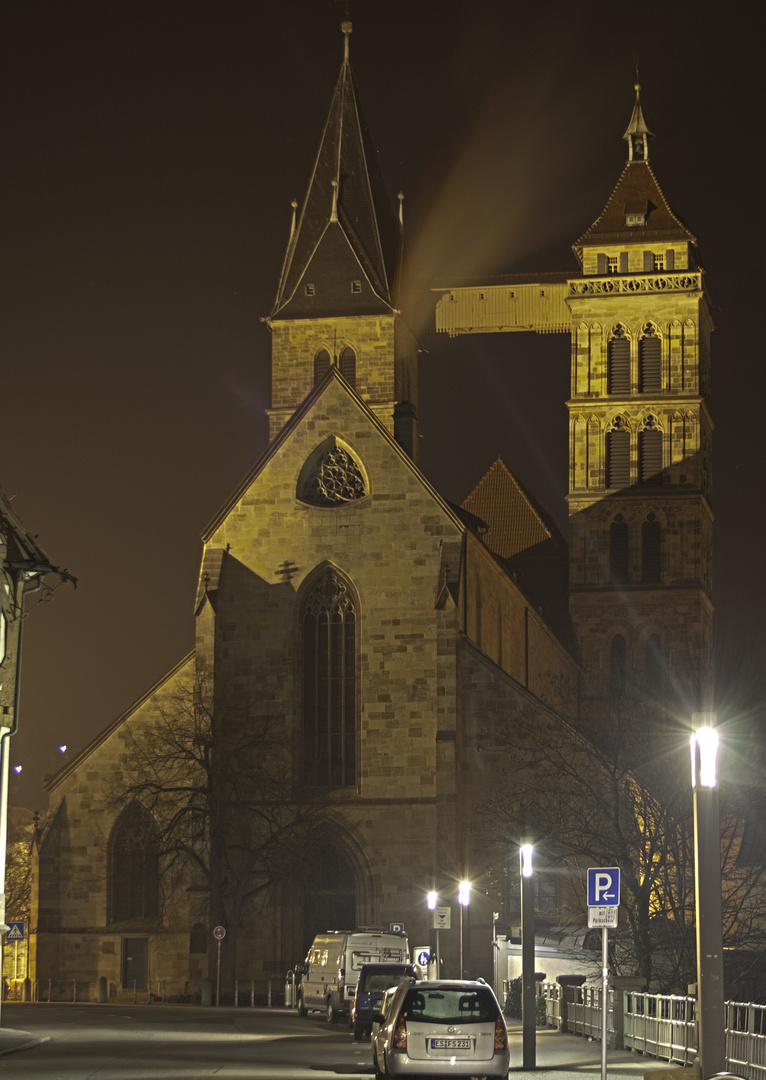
<box><xmin>30</xmin><ymin>25</ymin><xmax>712</xmax><ymax>1001</ymax></box>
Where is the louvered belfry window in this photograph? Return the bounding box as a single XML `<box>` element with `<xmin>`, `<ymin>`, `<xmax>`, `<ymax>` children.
<box><xmin>639</xmin><ymin>418</ymin><xmax>663</xmax><ymax>485</ymax></box>
<box><xmin>609</xmin><ymin>516</ymin><xmax>630</xmax><ymax>587</ymax></box>
<box><xmin>642</xmin><ymin>515</ymin><xmax>662</xmax><ymax>583</ymax></box>
<box><xmin>606</xmin><ymin>418</ymin><xmax>630</xmax><ymax>488</ymax></box>
<box><xmin>314</xmin><ymin>348</ymin><xmax>331</xmax><ymax>385</ymax></box>
<box><xmin>639</xmin><ymin>326</ymin><xmax>661</xmax><ymax>392</ymax></box>
<box><xmin>338</xmin><ymin>346</ymin><xmax>356</xmax><ymax>388</ymax></box>
<box><xmin>607</xmin><ymin>328</ymin><xmax>630</xmax><ymax>394</ymax></box>
<box><xmin>303</xmin><ymin>571</ymin><xmax>356</xmax><ymax>788</ymax></box>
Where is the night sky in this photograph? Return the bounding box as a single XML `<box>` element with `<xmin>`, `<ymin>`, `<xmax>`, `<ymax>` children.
<box><xmin>2</xmin><ymin>2</ymin><xmax>763</xmax><ymax>808</ymax></box>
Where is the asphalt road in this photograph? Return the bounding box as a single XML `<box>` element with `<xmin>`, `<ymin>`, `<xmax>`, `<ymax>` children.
<box><xmin>0</xmin><ymin>1003</ymin><xmax>372</xmax><ymax>1079</ymax></box>
<box><xmin>0</xmin><ymin>1003</ymin><xmax>675</xmax><ymax>1080</ymax></box>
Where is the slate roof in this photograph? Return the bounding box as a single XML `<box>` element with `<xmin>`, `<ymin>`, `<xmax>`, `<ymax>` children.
<box><xmin>461</xmin><ymin>457</ymin><xmax>562</xmax><ymax>561</ymax></box>
<box><xmin>574</xmin><ymin>161</ymin><xmax>696</xmax><ymax>250</ymax></box>
<box><xmin>271</xmin><ymin>32</ymin><xmax>401</xmax><ymax>320</ymax></box>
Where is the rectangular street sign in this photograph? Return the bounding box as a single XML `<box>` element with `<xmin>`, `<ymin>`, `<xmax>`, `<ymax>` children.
<box><xmin>588</xmin><ymin>906</ymin><xmax>618</xmax><ymax>929</ymax></box>
<box><xmin>431</xmin><ymin>907</ymin><xmax>451</xmax><ymax>930</ymax></box>
<box><xmin>587</xmin><ymin>867</ymin><xmax>620</xmax><ymax>907</ymax></box>
<box><xmin>5</xmin><ymin>921</ymin><xmax>25</xmax><ymax>941</ymax></box>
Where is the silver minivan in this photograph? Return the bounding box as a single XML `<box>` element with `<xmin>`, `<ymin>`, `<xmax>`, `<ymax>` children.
<box><xmin>372</xmin><ymin>979</ymin><xmax>510</xmax><ymax>1079</ymax></box>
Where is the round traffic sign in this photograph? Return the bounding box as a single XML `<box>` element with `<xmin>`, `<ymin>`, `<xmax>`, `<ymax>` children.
<box><xmin>213</xmin><ymin>925</ymin><xmax>226</xmax><ymax>940</ymax></box>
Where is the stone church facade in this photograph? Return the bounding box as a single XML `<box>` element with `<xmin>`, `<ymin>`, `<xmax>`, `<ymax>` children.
<box><xmin>30</xmin><ymin>30</ymin><xmax>712</xmax><ymax>1001</ymax></box>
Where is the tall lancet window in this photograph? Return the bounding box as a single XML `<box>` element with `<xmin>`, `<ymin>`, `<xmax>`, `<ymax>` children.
<box><xmin>303</xmin><ymin>570</ymin><xmax>357</xmax><ymax>788</ymax></box>
<box><xmin>338</xmin><ymin>346</ymin><xmax>357</xmax><ymax>388</ymax></box>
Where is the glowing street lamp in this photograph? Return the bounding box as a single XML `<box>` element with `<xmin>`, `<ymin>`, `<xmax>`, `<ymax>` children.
<box><xmin>691</xmin><ymin>715</ymin><xmax>725</xmax><ymax>1078</ymax></box>
<box><xmin>458</xmin><ymin>880</ymin><xmax>471</xmax><ymax>978</ymax></box>
<box><xmin>520</xmin><ymin>843</ymin><xmax>536</xmax><ymax>1069</ymax></box>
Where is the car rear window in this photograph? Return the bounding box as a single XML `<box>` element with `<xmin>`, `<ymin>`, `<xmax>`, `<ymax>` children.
<box><xmin>402</xmin><ymin>987</ymin><xmax>498</xmax><ymax>1024</ymax></box>
<box><xmin>361</xmin><ymin>966</ymin><xmax>409</xmax><ymax>992</ymax></box>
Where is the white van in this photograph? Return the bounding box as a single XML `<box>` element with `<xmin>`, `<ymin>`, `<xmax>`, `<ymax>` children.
<box><xmin>296</xmin><ymin>927</ymin><xmax>410</xmax><ymax>1022</ymax></box>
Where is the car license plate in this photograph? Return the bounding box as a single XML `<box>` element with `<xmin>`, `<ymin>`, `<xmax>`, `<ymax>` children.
<box><xmin>431</xmin><ymin>1038</ymin><xmax>471</xmax><ymax>1049</ymax></box>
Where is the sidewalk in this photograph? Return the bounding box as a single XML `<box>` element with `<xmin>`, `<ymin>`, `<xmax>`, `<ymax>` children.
<box><xmin>506</xmin><ymin>1023</ymin><xmax>688</xmax><ymax>1079</ymax></box>
<box><xmin>0</xmin><ymin>1026</ymin><xmax>49</xmax><ymax>1056</ymax></box>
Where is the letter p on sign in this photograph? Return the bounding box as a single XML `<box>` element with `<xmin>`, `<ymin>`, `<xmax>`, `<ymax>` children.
<box><xmin>587</xmin><ymin>867</ymin><xmax>620</xmax><ymax>907</ymax></box>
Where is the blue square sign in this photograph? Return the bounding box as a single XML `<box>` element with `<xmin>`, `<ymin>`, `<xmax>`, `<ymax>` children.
<box><xmin>587</xmin><ymin>867</ymin><xmax>620</xmax><ymax>907</ymax></box>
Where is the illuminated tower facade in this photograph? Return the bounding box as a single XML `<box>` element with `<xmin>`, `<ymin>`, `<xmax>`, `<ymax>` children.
<box><xmin>566</xmin><ymin>88</ymin><xmax>714</xmax><ymax>705</ymax></box>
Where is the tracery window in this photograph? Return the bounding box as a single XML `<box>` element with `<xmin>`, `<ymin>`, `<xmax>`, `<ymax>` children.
<box><xmin>606</xmin><ymin>416</ymin><xmax>630</xmax><ymax>489</ymax></box>
<box><xmin>610</xmin><ymin>634</ymin><xmax>627</xmax><ymax>693</ymax></box>
<box><xmin>299</xmin><ymin>438</ymin><xmax>366</xmax><ymax>506</ymax></box>
<box><xmin>639</xmin><ymin>416</ymin><xmax>663</xmax><ymax>485</ymax></box>
<box><xmin>303</xmin><ymin>570</ymin><xmax>357</xmax><ymax>788</ymax></box>
<box><xmin>641</xmin><ymin>514</ymin><xmax>662</xmax><ymax>584</ymax></box>
<box><xmin>645</xmin><ymin>634</ymin><xmax>664</xmax><ymax>696</ymax></box>
<box><xmin>639</xmin><ymin>324</ymin><xmax>661</xmax><ymax>392</ymax></box>
<box><xmin>609</xmin><ymin>515</ymin><xmax>629</xmax><ymax>587</ymax></box>
<box><xmin>108</xmin><ymin>803</ymin><xmax>160</xmax><ymax>923</ymax></box>
<box><xmin>607</xmin><ymin>326</ymin><xmax>630</xmax><ymax>395</ymax></box>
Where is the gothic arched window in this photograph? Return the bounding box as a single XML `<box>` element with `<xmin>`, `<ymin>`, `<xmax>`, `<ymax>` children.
<box><xmin>639</xmin><ymin>416</ymin><xmax>663</xmax><ymax>485</ymax></box>
<box><xmin>642</xmin><ymin>514</ymin><xmax>662</xmax><ymax>584</ymax></box>
<box><xmin>606</xmin><ymin>417</ymin><xmax>630</xmax><ymax>489</ymax></box>
<box><xmin>303</xmin><ymin>570</ymin><xmax>357</xmax><ymax>788</ymax></box>
<box><xmin>610</xmin><ymin>634</ymin><xmax>627</xmax><ymax>693</ymax></box>
<box><xmin>639</xmin><ymin>324</ymin><xmax>662</xmax><ymax>392</ymax></box>
<box><xmin>338</xmin><ymin>346</ymin><xmax>356</xmax><ymax>388</ymax></box>
<box><xmin>314</xmin><ymin>348</ymin><xmax>331</xmax><ymax>386</ymax></box>
<box><xmin>607</xmin><ymin>326</ymin><xmax>630</xmax><ymax>395</ymax></box>
<box><xmin>108</xmin><ymin>803</ymin><xmax>160</xmax><ymax>923</ymax></box>
<box><xmin>645</xmin><ymin>634</ymin><xmax>664</xmax><ymax>697</ymax></box>
<box><xmin>609</xmin><ymin>515</ymin><xmax>629</xmax><ymax>587</ymax></box>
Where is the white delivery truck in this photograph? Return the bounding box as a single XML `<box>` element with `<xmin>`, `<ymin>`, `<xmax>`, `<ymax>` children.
<box><xmin>296</xmin><ymin>926</ymin><xmax>410</xmax><ymax>1022</ymax></box>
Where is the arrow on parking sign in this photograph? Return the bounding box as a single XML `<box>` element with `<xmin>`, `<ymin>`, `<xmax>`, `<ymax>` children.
<box><xmin>587</xmin><ymin>867</ymin><xmax>620</xmax><ymax>907</ymax></box>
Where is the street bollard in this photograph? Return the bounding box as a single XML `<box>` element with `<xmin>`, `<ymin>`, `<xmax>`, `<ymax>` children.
<box><xmin>250</xmin><ymin>981</ymin><xmax>255</xmax><ymax>1008</ymax></box>
<box><xmin>234</xmin><ymin>979</ymin><xmax>239</xmax><ymax>1007</ymax></box>
<box><xmin>48</xmin><ymin>978</ymin><xmax>52</xmax><ymax>1003</ymax></box>
<box><xmin>148</xmin><ymin>980</ymin><xmax>152</xmax><ymax>1004</ymax></box>
<box><xmin>162</xmin><ymin>979</ymin><xmax>166</xmax><ymax>1004</ymax></box>
<box><xmin>268</xmin><ymin>980</ymin><xmax>272</xmax><ymax>1007</ymax></box>
<box><xmin>133</xmin><ymin>980</ymin><xmax>137</xmax><ymax>1005</ymax></box>
<box><xmin>73</xmin><ymin>979</ymin><xmax>77</xmax><ymax>1003</ymax></box>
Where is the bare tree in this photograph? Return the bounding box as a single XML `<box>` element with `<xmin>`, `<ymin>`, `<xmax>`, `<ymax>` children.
<box><xmin>108</xmin><ymin>666</ymin><xmax>346</xmax><ymax>992</ymax></box>
<box><xmin>478</xmin><ymin>679</ymin><xmax>766</xmax><ymax>993</ymax></box>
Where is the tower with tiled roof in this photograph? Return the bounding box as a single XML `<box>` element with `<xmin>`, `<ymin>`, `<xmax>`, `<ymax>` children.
<box><xmin>566</xmin><ymin>85</ymin><xmax>713</xmax><ymax>706</ymax></box>
<box><xmin>265</xmin><ymin>21</ymin><xmax>420</xmax><ymax>460</ymax></box>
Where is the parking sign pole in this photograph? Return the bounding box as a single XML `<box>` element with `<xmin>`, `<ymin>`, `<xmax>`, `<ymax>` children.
<box><xmin>601</xmin><ymin>927</ymin><xmax>608</xmax><ymax>1080</ymax></box>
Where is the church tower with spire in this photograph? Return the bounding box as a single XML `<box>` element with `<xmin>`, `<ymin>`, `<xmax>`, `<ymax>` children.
<box><xmin>566</xmin><ymin>86</ymin><xmax>714</xmax><ymax>706</ymax></box>
<box><xmin>266</xmin><ymin>21</ymin><xmax>420</xmax><ymax>460</ymax></box>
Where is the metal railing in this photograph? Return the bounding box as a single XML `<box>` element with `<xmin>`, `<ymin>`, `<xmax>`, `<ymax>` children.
<box><xmin>542</xmin><ymin>985</ymin><xmax>766</xmax><ymax>1080</ymax></box>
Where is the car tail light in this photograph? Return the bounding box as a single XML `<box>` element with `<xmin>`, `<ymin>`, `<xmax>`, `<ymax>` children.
<box><xmin>393</xmin><ymin>1015</ymin><xmax>408</xmax><ymax>1050</ymax></box>
<box><xmin>494</xmin><ymin>1015</ymin><xmax>507</xmax><ymax>1050</ymax></box>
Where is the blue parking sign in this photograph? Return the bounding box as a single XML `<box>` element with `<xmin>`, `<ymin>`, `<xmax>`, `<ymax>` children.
<box><xmin>587</xmin><ymin>868</ymin><xmax>620</xmax><ymax>907</ymax></box>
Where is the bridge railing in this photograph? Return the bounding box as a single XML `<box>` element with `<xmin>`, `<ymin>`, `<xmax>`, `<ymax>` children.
<box><xmin>542</xmin><ymin>984</ymin><xmax>766</xmax><ymax>1080</ymax></box>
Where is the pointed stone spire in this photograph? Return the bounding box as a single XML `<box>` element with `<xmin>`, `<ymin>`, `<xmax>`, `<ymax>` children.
<box><xmin>270</xmin><ymin>20</ymin><xmax>401</xmax><ymax>320</ymax></box>
<box><xmin>623</xmin><ymin>83</ymin><xmax>654</xmax><ymax>163</ymax></box>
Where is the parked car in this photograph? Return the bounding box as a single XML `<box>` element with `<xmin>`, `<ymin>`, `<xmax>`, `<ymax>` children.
<box><xmin>351</xmin><ymin>962</ymin><xmax>422</xmax><ymax>1040</ymax></box>
<box><xmin>295</xmin><ymin>927</ymin><xmax>410</xmax><ymax>1022</ymax></box>
<box><xmin>371</xmin><ymin>978</ymin><xmax>510</xmax><ymax>1079</ymax></box>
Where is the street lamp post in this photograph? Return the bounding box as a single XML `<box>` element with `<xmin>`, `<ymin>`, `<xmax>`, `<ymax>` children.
<box><xmin>458</xmin><ymin>881</ymin><xmax>470</xmax><ymax>979</ymax></box>
<box><xmin>691</xmin><ymin>716</ymin><xmax>725</xmax><ymax>1079</ymax></box>
<box><xmin>520</xmin><ymin>843</ymin><xmax>536</xmax><ymax>1069</ymax></box>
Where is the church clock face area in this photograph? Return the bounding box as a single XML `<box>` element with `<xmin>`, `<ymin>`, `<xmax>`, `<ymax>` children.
<box><xmin>30</xmin><ymin>16</ymin><xmax>718</xmax><ymax>1006</ymax></box>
